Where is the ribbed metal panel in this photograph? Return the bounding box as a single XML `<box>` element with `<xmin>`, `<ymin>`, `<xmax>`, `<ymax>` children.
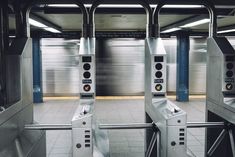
<box><xmin>41</xmin><ymin>38</ymin><xmax>80</xmax><ymax>96</ymax></box>
<box><xmin>41</xmin><ymin>37</ymin><xmax>209</xmax><ymax>96</ymax></box>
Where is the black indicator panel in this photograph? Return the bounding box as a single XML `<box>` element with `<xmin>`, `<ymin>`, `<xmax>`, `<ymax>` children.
<box><xmin>226</xmin><ymin>56</ymin><xmax>235</xmax><ymax>62</ymax></box>
<box><xmin>225</xmin><ymin>78</ymin><xmax>234</xmax><ymax>83</ymax></box>
<box><xmin>155</xmin><ymin>56</ymin><xmax>164</xmax><ymax>62</ymax></box>
<box><xmin>82</xmin><ymin>56</ymin><xmax>92</xmax><ymax>62</ymax></box>
<box><xmin>154</xmin><ymin>79</ymin><xmax>164</xmax><ymax>83</ymax></box>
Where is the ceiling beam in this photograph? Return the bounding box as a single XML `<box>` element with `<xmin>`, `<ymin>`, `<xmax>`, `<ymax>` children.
<box><xmin>161</xmin><ymin>15</ymin><xmax>208</xmax><ymax>32</ymax></box>
<box><xmin>15</xmin><ymin>0</ymin><xmax>235</xmax><ymax>5</ymax></box>
<box><xmin>34</xmin><ymin>7</ymin><xmax>233</xmax><ymax>16</ymax></box>
<box><xmin>218</xmin><ymin>24</ymin><xmax>235</xmax><ymax>32</ymax></box>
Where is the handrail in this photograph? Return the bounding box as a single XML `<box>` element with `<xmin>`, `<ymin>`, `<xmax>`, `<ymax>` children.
<box><xmin>88</xmin><ymin>0</ymin><xmax>153</xmax><ymax>37</ymax></box>
<box><xmin>22</xmin><ymin>0</ymin><xmax>88</xmax><ymax>37</ymax></box>
<box><xmin>153</xmin><ymin>0</ymin><xmax>217</xmax><ymax>38</ymax></box>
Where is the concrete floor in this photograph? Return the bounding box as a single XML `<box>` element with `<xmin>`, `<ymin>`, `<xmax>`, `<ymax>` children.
<box><xmin>34</xmin><ymin>98</ymin><xmax>206</xmax><ymax>157</ymax></box>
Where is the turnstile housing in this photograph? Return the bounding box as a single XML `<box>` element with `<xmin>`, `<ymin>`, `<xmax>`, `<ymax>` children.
<box><xmin>145</xmin><ymin>38</ymin><xmax>188</xmax><ymax>157</ymax></box>
<box><xmin>206</xmin><ymin>37</ymin><xmax>235</xmax><ymax>157</ymax></box>
<box><xmin>0</xmin><ymin>38</ymin><xmax>46</xmax><ymax>157</ymax></box>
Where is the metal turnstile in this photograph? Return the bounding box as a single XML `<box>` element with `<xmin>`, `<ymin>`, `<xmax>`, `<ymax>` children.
<box><xmin>98</xmin><ymin>1</ymin><xmax>226</xmax><ymax>157</ymax></box>
<box><xmin>17</xmin><ymin>0</ymin><xmax>235</xmax><ymax>157</ymax></box>
<box><xmin>146</xmin><ymin>1</ymin><xmax>229</xmax><ymax>157</ymax></box>
<box><xmin>206</xmin><ymin>37</ymin><xmax>235</xmax><ymax>157</ymax></box>
<box><xmin>0</xmin><ymin>2</ymin><xmax>46</xmax><ymax>156</ymax></box>
<box><xmin>72</xmin><ymin>37</ymin><xmax>109</xmax><ymax>157</ymax></box>
<box><xmin>24</xmin><ymin>1</ymin><xmax>110</xmax><ymax>156</ymax></box>
<box><xmin>20</xmin><ymin>1</ymin><xmax>110</xmax><ymax>157</ymax></box>
<box><xmin>144</xmin><ymin>36</ymin><xmax>188</xmax><ymax>157</ymax></box>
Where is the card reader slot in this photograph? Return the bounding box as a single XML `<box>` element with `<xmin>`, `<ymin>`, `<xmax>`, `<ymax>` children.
<box><xmin>80</xmin><ymin>94</ymin><xmax>94</xmax><ymax>99</ymax></box>
<box><xmin>153</xmin><ymin>93</ymin><xmax>165</xmax><ymax>97</ymax></box>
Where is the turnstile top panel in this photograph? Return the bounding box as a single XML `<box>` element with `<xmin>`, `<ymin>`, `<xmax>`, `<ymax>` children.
<box><xmin>145</xmin><ymin>38</ymin><xmax>166</xmax><ymax>56</ymax></box>
<box><xmin>79</xmin><ymin>37</ymin><xmax>95</xmax><ymax>56</ymax></box>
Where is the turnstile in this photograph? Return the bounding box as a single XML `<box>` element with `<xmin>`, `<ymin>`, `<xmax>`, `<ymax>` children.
<box><xmin>4</xmin><ymin>0</ymin><xmax>234</xmax><ymax>157</ymax></box>
<box><xmin>72</xmin><ymin>37</ymin><xmax>109</xmax><ymax>157</ymax></box>
<box><xmin>145</xmin><ymin>1</ymin><xmax>230</xmax><ymax>157</ymax></box>
<box><xmin>23</xmin><ymin>1</ymin><xmax>110</xmax><ymax>156</ymax></box>
<box><xmin>72</xmin><ymin>37</ymin><xmax>96</xmax><ymax>157</ymax></box>
<box><xmin>206</xmin><ymin>37</ymin><xmax>235</xmax><ymax>157</ymax></box>
<box><xmin>144</xmin><ymin>37</ymin><xmax>188</xmax><ymax>157</ymax></box>
<box><xmin>0</xmin><ymin>2</ymin><xmax>46</xmax><ymax>156</ymax></box>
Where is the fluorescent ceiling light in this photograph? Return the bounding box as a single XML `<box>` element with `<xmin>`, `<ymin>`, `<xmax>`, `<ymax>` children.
<box><xmin>9</xmin><ymin>35</ymin><xmax>16</xmax><ymax>38</ymax></box>
<box><xmin>29</xmin><ymin>18</ymin><xmax>47</xmax><ymax>28</ymax></box>
<box><xmin>161</xmin><ymin>28</ymin><xmax>181</xmax><ymax>33</ymax></box>
<box><xmin>218</xmin><ymin>29</ymin><xmax>235</xmax><ymax>34</ymax></box>
<box><xmin>43</xmin><ymin>27</ymin><xmax>61</xmax><ymax>33</ymax></box>
<box><xmin>47</xmin><ymin>4</ymin><xmax>203</xmax><ymax>8</ymax></box>
<box><xmin>163</xmin><ymin>5</ymin><xmax>203</xmax><ymax>8</ymax></box>
<box><xmin>48</xmin><ymin>4</ymin><xmax>78</xmax><ymax>8</ymax></box>
<box><xmin>29</xmin><ymin>18</ymin><xmax>61</xmax><ymax>33</ymax></box>
<box><xmin>180</xmin><ymin>19</ymin><xmax>210</xmax><ymax>28</ymax></box>
<box><xmin>48</xmin><ymin>4</ymin><xmax>144</xmax><ymax>8</ymax></box>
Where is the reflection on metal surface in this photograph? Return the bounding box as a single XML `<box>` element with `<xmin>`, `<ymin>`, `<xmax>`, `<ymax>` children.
<box><xmin>41</xmin><ymin>37</ymin><xmax>209</xmax><ymax>96</ymax></box>
<box><xmin>96</xmin><ymin>39</ymin><xmax>145</xmax><ymax>96</ymax></box>
<box><xmin>0</xmin><ymin>38</ymin><xmax>46</xmax><ymax>157</ymax></box>
<box><xmin>41</xmin><ymin>38</ymin><xmax>80</xmax><ymax>96</ymax></box>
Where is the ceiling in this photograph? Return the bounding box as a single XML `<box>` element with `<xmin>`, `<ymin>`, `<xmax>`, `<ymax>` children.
<box><xmin>33</xmin><ymin>13</ymin><xmax>191</xmax><ymax>31</ymax></box>
<box><xmin>7</xmin><ymin>1</ymin><xmax>235</xmax><ymax>36</ymax></box>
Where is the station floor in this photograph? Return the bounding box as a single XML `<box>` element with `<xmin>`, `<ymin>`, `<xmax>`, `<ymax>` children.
<box><xmin>34</xmin><ymin>97</ymin><xmax>206</xmax><ymax>157</ymax></box>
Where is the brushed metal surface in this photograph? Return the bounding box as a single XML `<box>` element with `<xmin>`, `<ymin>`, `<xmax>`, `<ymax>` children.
<box><xmin>41</xmin><ymin>38</ymin><xmax>209</xmax><ymax>96</ymax></box>
<box><xmin>41</xmin><ymin>38</ymin><xmax>80</xmax><ymax>96</ymax></box>
<box><xmin>0</xmin><ymin>38</ymin><xmax>46</xmax><ymax>157</ymax></box>
<box><xmin>206</xmin><ymin>37</ymin><xmax>235</xmax><ymax>123</ymax></box>
<box><xmin>144</xmin><ymin>37</ymin><xmax>188</xmax><ymax>157</ymax></box>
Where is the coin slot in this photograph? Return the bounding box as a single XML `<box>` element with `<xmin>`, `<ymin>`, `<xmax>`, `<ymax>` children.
<box><xmin>179</xmin><ymin>128</ymin><xmax>185</xmax><ymax>132</ymax></box>
<box><xmin>85</xmin><ymin>140</ymin><xmax>90</xmax><ymax>143</ymax></box>
<box><xmin>179</xmin><ymin>133</ymin><xmax>185</xmax><ymax>136</ymax></box>
<box><xmin>179</xmin><ymin>137</ymin><xmax>184</xmax><ymax>141</ymax></box>
<box><xmin>85</xmin><ymin>135</ymin><xmax>90</xmax><ymax>138</ymax></box>
<box><xmin>85</xmin><ymin>144</ymin><xmax>90</xmax><ymax>147</ymax></box>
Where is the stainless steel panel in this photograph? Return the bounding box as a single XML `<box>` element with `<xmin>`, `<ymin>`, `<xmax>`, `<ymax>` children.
<box><xmin>41</xmin><ymin>38</ymin><xmax>209</xmax><ymax>96</ymax></box>
<box><xmin>41</xmin><ymin>38</ymin><xmax>80</xmax><ymax>96</ymax></box>
<box><xmin>207</xmin><ymin>37</ymin><xmax>235</xmax><ymax>123</ymax></box>
<box><xmin>144</xmin><ymin>38</ymin><xmax>188</xmax><ymax>157</ymax></box>
<box><xmin>72</xmin><ymin>100</ymin><xmax>93</xmax><ymax>157</ymax></box>
<box><xmin>0</xmin><ymin>37</ymin><xmax>46</xmax><ymax>157</ymax></box>
<box><xmin>0</xmin><ymin>102</ymin><xmax>46</xmax><ymax>157</ymax></box>
<box><xmin>79</xmin><ymin>38</ymin><xmax>96</xmax><ymax>96</ymax></box>
<box><xmin>96</xmin><ymin>39</ymin><xmax>145</xmax><ymax>96</ymax></box>
<box><xmin>22</xmin><ymin>38</ymin><xmax>33</xmax><ymax>107</ymax></box>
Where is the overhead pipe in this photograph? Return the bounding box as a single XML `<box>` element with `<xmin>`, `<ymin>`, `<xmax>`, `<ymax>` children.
<box><xmin>153</xmin><ymin>0</ymin><xmax>217</xmax><ymax>38</ymax></box>
<box><xmin>22</xmin><ymin>0</ymin><xmax>88</xmax><ymax>38</ymax></box>
<box><xmin>13</xmin><ymin>1</ymin><xmax>24</xmax><ymax>38</ymax></box>
<box><xmin>88</xmin><ymin>0</ymin><xmax>154</xmax><ymax>38</ymax></box>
